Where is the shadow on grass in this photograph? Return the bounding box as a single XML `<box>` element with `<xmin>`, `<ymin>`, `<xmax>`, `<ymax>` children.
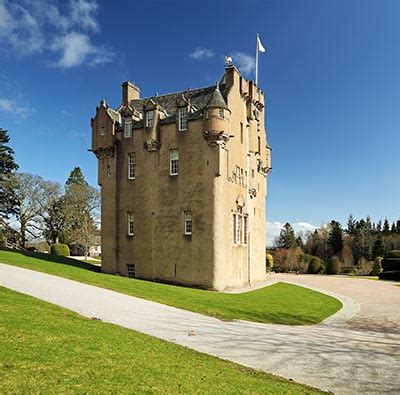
<box><xmin>0</xmin><ymin>247</ymin><xmax>100</xmax><ymax>273</ymax></box>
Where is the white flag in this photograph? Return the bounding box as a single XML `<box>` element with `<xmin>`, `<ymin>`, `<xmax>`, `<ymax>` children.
<box><xmin>257</xmin><ymin>36</ymin><xmax>266</xmax><ymax>53</ymax></box>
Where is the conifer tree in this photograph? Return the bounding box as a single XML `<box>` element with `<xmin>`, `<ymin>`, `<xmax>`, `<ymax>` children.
<box><xmin>372</xmin><ymin>235</ymin><xmax>385</xmax><ymax>259</ymax></box>
<box><xmin>328</xmin><ymin>220</ymin><xmax>344</xmax><ymax>255</ymax></box>
<box><xmin>275</xmin><ymin>223</ymin><xmax>297</xmax><ymax>249</ymax></box>
<box><xmin>383</xmin><ymin>218</ymin><xmax>390</xmax><ymax>235</ymax></box>
<box><xmin>346</xmin><ymin>214</ymin><xmax>356</xmax><ymax>235</ymax></box>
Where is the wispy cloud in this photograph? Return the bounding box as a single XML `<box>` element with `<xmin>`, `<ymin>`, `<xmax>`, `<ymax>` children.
<box><xmin>0</xmin><ymin>0</ymin><xmax>113</xmax><ymax>68</ymax></box>
<box><xmin>231</xmin><ymin>51</ymin><xmax>255</xmax><ymax>75</ymax></box>
<box><xmin>0</xmin><ymin>97</ymin><xmax>34</xmax><ymax>118</ymax></box>
<box><xmin>266</xmin><ymin>221</ymin><xmax>318</xmax><ymax>247</ymax></box>
<box><xmin>189</xmin><ymin>47</ymin><xmax>215</xmax><ymax>60</ymax></box>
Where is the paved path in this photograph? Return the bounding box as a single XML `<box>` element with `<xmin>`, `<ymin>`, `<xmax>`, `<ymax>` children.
<box><xmin>1</xmin><ymin>264</ymin><xmax>400</xmax><ymax>394</ymax></box>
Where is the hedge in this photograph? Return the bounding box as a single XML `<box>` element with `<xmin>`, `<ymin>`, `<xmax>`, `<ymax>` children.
<box><xmin>50</xmin><ymin>243</ymin><xmax>70</xmax><ymax>256</ymax></box>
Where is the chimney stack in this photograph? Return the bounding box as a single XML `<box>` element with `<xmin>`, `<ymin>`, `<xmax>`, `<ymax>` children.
<box><xmin>122</xmin><ymin>81</ymin><xmax>140</xmax><ymax>105</ymax></box>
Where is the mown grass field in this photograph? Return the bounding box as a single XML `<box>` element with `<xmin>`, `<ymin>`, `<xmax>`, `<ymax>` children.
<box><xmin>0</xmin><ymin>287</ymin><xmax>324</xmax><ymax>394</ymax></box>
<box><xmin>0</xmin><ymin>248</ymin><xmax>342</xmax><ymax>325</ymax></box>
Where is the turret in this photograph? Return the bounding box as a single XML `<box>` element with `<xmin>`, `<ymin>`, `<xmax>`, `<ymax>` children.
<box><xmin>202</xmin><ymin>82</ymin><xmax>231</xmax><ymax>146</ymax></box>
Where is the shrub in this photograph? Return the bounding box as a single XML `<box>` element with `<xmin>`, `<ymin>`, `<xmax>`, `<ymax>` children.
<box><xmin>0</xmin><ymin>233</ymin><xmax>6</xmax><ymax>247</ymax></box>
<box><xmin>326</xmin><ymin>256</ymin><xmax>341</xmax><ymax>275</ymax></box>
<box><xmin>370</xmin><ymin>257</ymin><xmax>383</xmax><ymax>276</ymax></box>
<box><xmin>266</xmin><ymin>254</ymin><xmax>274</xmax><ymax>271</ymax></box>
<box><xmin>308</xmin><ymin>257</ymin><xmax>323</xmax><ymax>274</ymax></box>
<box><xmin>379</xmin><ymin>271</ymin><xmax>400</xmax><ymax>281</ymax></box>
<box><xmin>387</xmin><ymin>250</ymin><xmax>400</xmax><ymax>259</ymax></box>
<box><xmin>272</xmin><ymin>248</ymin><xmax>306</xmax><ymax>273</ymax></box>
<box><xmin>50</xmin><ymin>243</ymin><xmax>70</xmax><ymax>256</ymax></box>
<box><xmin>26</xmin><ymin>246</ymin><xmax>38</xmax><ymax>252</ymax></box>
<box><xmin>354</xmin><ymin>257</ymin><xmax>374</xmax><ymax>275</ymax></box>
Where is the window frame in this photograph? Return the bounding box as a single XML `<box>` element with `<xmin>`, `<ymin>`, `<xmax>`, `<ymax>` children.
<box><xmin>127</xmin><ymin>212</ymin><xmax>134</xmax><ymax>236</ymax></box>
<box><xmin>170</xmin><ymin>148</ymin><xmax>179</xmax><ymax>176</ymax></box>
<box><xmin>146</xmin><ymin>110</ymin><xmax>154</xmax><ymax>128</ymax></box>
<box><xmin>218</xmin><ymin>108</ymin><xmax>224</xmax><ymax>119</ymax></box>
<box><xmin>128</xmin><ymin>153</ymin><xmax>136</xmax><ymax>180</ymax></box>
<box><xmin>178</xmin><ymin>107</ymin><xmax>188</xmax><ymax>131</ymax></box>
<box><xmin>100</xmin><ymin>125</ymin><xmax>106</xmax><ymax>136</ymax></box>
<box><xmin>127</xmin><ymin>264</ymin><xmax>136</xmax><ymax>278</ymax></box>
<box><xmin>124</xmin><ymin>117</ymin><xmax>132</xmax><ymax>138</ymax></box>
<box><xmin>184</xmin><ymin>211</ymin><xmax>192</xmax><ymax>235</ymax></box>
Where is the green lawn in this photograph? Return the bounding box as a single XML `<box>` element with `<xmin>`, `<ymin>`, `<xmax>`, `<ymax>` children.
<box><xmin>0</xmin><ymin>287</ymin><xmax>323</xmax><ymax>394</ymax></box>
<box><xmin>0</xmin><ymin>248</ymin><xmax>342</xmax><ymax>325</ymax></box>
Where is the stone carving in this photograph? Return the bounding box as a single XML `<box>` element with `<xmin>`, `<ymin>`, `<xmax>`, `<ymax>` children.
<box><xmin>203</xmin><ymin>130</ymin><xmax>230</xmax><ymax>146</ymax></box>
<box><xmin>144</xmin><ymin>139</ymin><xmax>160</xmax><ymax>152</ymax></box>
<box><xmin>92</xmin><ymin>146</ymin><xmax>115</xmax><ymax>159</ymax></box>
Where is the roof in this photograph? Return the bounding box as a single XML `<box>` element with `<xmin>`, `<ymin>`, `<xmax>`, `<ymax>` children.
<box><xmin>125</xmin><ymin>81</ymin><xmax>229</xmax><ymax>128</ymax></box>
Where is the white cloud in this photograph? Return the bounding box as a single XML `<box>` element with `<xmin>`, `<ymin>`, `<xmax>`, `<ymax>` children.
<box><xmin>189</xmin><ymin>47</ymin><xmax>215</xmax><ymax>60</ymax></box>
<box><xmin>232</xmin><ymin>51</ymin><xmax>255</xmax><ymax>75</ymax></box>
<box><xmin>51</xmin><ymin>32</ymin><xmax>113</xmax><ymax>69</ymax></box>
<box><xmin>0</xmin><ymin>97</ymin><xmax>34</xmax><ymax>118</ymax></box>
<box><xmin>266</xmin><ymin>221</ymin><xmax>318</xmax><ymax>247</ymax></box>
<box><xmin>0</xmin><ymin>0</ymin><xmax>112</xmax><ymax>68</ymax></box>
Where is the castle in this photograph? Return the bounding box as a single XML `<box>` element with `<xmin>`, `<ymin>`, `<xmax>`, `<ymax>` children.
<box><xmin>91</xmin><ymin>64</ymin><xmax>271</xmax><ymax>290</ymax></box>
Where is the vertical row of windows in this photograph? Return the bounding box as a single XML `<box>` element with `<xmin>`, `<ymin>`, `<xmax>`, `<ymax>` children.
<box><xmin>233</xmin><ymin>207</ymin><xmax>248</xmax><ymax>245</ymax></box>
<box><xmin>128</xmin><ymin>153</ymin><xmax>136</xmax><ymax>179</ymax></box>
<box><xmin>170</xmin><ymin>149</ymin><xmax>179</xmax><ymax>175</ymax></box>
<box><xmin>178</xmin><ymin>107</ymin><xmax>188</xmax><ymax>131</ymax></box>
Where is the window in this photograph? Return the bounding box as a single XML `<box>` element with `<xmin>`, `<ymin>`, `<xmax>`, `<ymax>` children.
<box><xmin>184</xmin><ymin>211</ymin><xmax>192</xmax><ymax>235</ymax></box>
<box><xmin>178</xmin><ymin>107</ymin><xmax>188</xmax><ymax>131</ymax></box>
<box><xmin>100</xmin><ymin>125</ymin><xmax>106</xmax><ymax>136</ymax></box>
<box><xmin>233</xmin><ymin>206</ymin><xmax>247</xmax><ymax>245</ymax></box>
<box><xmin>258</xmin><ymin>136</ymin><xmax>261</xmax><ymax>153</ymax></box>
<box><xmin>218</xmin><ymin>108</ymin><xmax>224</xmax><ymax>119</ymax></box>
<box><xmin>127</xmin><ymin>264</ymin><xmax>136</xmax><ymax>278</ymax></box>
<box><xmin>127</xmin><ymin>212</ymin><xmax>134</xmax><ymax>236</ymax></box>
<box><xmin>170</xmin><ymin>149</ymin><xmax>179</xmax><ymax>175</ymax></box>
<box><xmin>106</xmin><ymin>160</ymin><xmax>111</xmax><ymax>177</ymax></box>
<box><xmin>128</xmin><ymin>153</ymin><xmax>136</xmax><ymax>179</ymax></box>
<box><xmin>146</xmin><ymin>110</ymin><xmax>154</xmax><ymax>128</ymax></box>
<box><xmin>124</xmin><ymin>117</ymin><xmax>132</xmax><ymax>138</ymax></box>
<box><xmin>240</xmin><ymin>122</ymin><xmax>243</xmax><ymax>144</ymax></box>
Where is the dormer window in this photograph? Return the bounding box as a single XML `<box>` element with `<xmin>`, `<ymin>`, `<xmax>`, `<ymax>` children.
<box><xmin>100</xmin><ymin>125</ymin><xmax>106</xmax><ymax>136</ymax></box>
<box><xmin>178</xmin><ymin>107</ymin><xmax>188</xmax><ymax>131</ymax></box>
<box><xmin>218</xmin><ymin>108</ymin><xmax>224</xmax><ymax>119</ymax></box>
<box><xmin>124</xmin><ymin>117</ymin><xmax>132</xmax><ymax>138</ymax></box>
<box><xmin>146</xmin><ymin>110</ymin><xmax>154</xmax><ymax>128</ymax></box>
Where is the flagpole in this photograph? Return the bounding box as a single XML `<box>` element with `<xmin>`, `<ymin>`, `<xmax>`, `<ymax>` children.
<box><xmin>255</xmin><ymin>33</ymin><xmax>259</xmax><ymax>85</ymax></box>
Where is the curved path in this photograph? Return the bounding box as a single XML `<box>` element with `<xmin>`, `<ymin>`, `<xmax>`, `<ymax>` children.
<box><xmin>1</xmin><ymin>263</ymin><xmax>400</xmax><ymax>394</ymax></box>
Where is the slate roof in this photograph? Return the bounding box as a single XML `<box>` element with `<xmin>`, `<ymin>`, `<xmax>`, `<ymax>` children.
<box><xmin>126</xmin><ymin>81</ymin><xmax>229</xmax><ymax>128</ymax></box>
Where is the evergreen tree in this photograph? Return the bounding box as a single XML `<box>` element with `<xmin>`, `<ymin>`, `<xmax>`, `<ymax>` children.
<box><xmin>0</xmin><ymin>128</ymin><xmax>19</xmax><ymax>221</ymax></box>
<box><xmin>376</xmin><ymin>220</ymin><xmax>382</xmax><ymax>233</ymax></box>
<box><xmin>391</xmin><ymin>222</ymin><xmax>396</xmax><ymax>234</ymax></box>
<box><xmin>351</xmin><ymin>229</ymin><xmax>364</xmax><ymax>263</ymax></box>
<box><xmin>328</xmin><ymin>220</ymin><xmax>344</xmax><ymax>256</ymax></box>
<box><xmin>346</xmin><ymin>214</ymin><xmax>356</xmax><ymax>235</ymax></box>
<box><xmin>66</xmin><ymin>167</ymin><xmax>88</xmax><ymax>186</ymax></box>
<box><xmin>275</xmin><ymin>223</ymin><xmax>297</xmax><ymax>249</ymax></box>
<box><xmin>396</xmin><ymin>220</ymin><xmax>400</xmax><ymax>233</ymax></box>
<box><xmin>372</xmin><ymin>235</ymin><xmax>385</xmax><ymax>259</ymax></box>
<box><xmin>383</xmin><ymin>218</ymin><xmax>390</xmax><ymax>235</ymax></box>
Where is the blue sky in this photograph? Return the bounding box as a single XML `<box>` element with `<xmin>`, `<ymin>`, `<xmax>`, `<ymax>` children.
<box><xmin>1</xmin><ymin>0</ymin><xmax>399</xmax><ymax>234</ymax></box>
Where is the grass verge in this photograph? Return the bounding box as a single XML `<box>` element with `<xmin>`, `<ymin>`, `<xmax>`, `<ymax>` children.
<box><xmin>0</xmin><ymin>248</ymin><xmax>342</xmax><ymax>325</ymax></box>
<box><xmin>0</xmin><ymin>287</ymin><xmax>324</xmax><ymax>394</ymax></box>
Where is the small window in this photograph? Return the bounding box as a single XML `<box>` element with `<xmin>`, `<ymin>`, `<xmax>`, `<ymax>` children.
<box><xmin>184</xmin><ymin>211</ymin><xmax>192</xmax><ymax>235</ymax></box>
<box><xmin>236</xmin><ymin>214</ymin><xmax>242</xmax><ymax>244</ymax></box>
<box><xmin>218</xmin><ymin>108</ymin><xmax>224</xmax><ymax>119</ymax></box>
<box><xmin>170</xmin><ymin>149</ymin><xmax>179</xmax><ymax>175</ymax></box>
<box><xmin>100</xmin><ymin>125</ymin><xmax>106</xmax><ymax>136</ymax></box>
<box><xmin>240</xmin><ymin>122</ymin><xmax>243</xmax><ymax>144</ymax></box>
<box><xmin>124</xmin><ymin>117</ymin><xmax>132</xmax><ymax>138</ymax></box>
<box><xmin>106</xmin><ymin>160</ymin><xmax>111</xmax><ymax>177</ymax></box>
<box><xmin>127</xmin><ymin>212</ymin><xmax>134</xmax><ymax>236</ymax></box>
<box><xmin>233</xmin><ymin>206</ymin><xmax>245</xmax><ymax>245</ymax></box>
<box><xmin>128</xmin><ymin>153</ymin><xmax>136</xmax><ymax>179</ymax></box>
<box><xmin>243</xmin><ymin>216</ymin><xmax>248</xmax><ymax>244</ymax></box>
<box><xmin>146</xmin><ymin>110</ymin><xmax>154</xmax><ymax>128</ymax></box>
<box><xmin>178</xmin><ymin>107</ymin><xmax>188</xmax><ymax>131</ymax></box>
<box><xmin>127</xmin><ymin>264</ymin><xmax>136</xmax><ymax>278</ymax></box>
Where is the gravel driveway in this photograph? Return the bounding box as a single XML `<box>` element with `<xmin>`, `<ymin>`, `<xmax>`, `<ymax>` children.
<box><xmin>1</xmin><ymin>263</ymin><xmax>399</xmax><ymax>394</ymax></box>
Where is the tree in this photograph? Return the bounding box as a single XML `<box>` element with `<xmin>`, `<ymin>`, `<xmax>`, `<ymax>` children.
<box><xmin>0</xmin><ymin>128</ymin><xmax>19</xmax><ymax>222</ymax></box>
<box><xmin>66</xmin><ymin>167</ymin><xmax>88</xmax><ymax>186</ymax></box>
<box><xmin>372</xmin><ymin>235</ymin><xmax>385</xmax><ymax>259</ymax></box>
<box><xmin>11</xmin><ymin>173</ymin><xmax>59</xmax><ymax>248</ymax></box>
<box><xmin>327</xmin><ymin>220</ymin><xmax>344</xmax><ymax>256</ymax></box>
<box><xmin>351</xmin><ymin>229</ymin><xmax>364</xmax><ymax>264</ymax></box>
<box><xmin>383</xmin><ymin>218</ymin><xmax>390</xmax><ymax>235</ymax></box>
<box><xmin>63</xmin><ymin>168</ymin><xmax>100</xmax><ymax>258</ymax></box>
<box><xmin>274</xmin><ymin>223</ymin><xmax>297</xmax><ymax>249</ymax></box>
<box><xmin>346</xmin><ymin>214</ymin><xmax>356</xmax><ymax>235</ymax></box>
<box><xmin>42</xmin><ymin>194</ymin><xmax>66</xmax><ymax>245</ymax></box>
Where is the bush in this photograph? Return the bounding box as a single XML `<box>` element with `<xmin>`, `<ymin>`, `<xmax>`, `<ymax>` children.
<box><xmin>308</xmin><ymin>257</ymin><xmax>324</xmax><ymax>274</ymax></box>
<box><xmin>326</xmin><ymin>256</ymin><xmax>341</xmax><ymax>275</ymax></box>
<box><xmin>26</xmin><ymin>246</ymin><xmax>38</xmax><ymax>252</ymax></box>
<box><xmin>354</xmin><ymin>257</ymin><xmax>374</xmax><ymax>275</ymax></box>
<box><xmin>272</xmin><ymin>248</ymin><xmax>306</xmax><ymax>273</ymax></box>
<box><xmin>50</xmin><ymin>243</ymin><xmax>70</xmax><ymax>256</ymax></box>
<box><xmin>266</xmin><ymin>254</ymin><xmax>274</xmax><ymax>271</ymax></box>
<box><xmin>0</xmin><ymin>233</ymin><xmax>6</xmax><ymax>247</ymax></box>
<box><xmin>370</xmin><ymin>257</ymin><xmax>383</xmax><ymax>276</ymax></box>
<box><xmin>387</xmin><ymin>250</ymin><xmax>400</xmax><ymax>259</ymax></box>
<box><xmin>379</xmin><ymin>271</ymin><xmax>400</xmax><ymax>281</ymax></box>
